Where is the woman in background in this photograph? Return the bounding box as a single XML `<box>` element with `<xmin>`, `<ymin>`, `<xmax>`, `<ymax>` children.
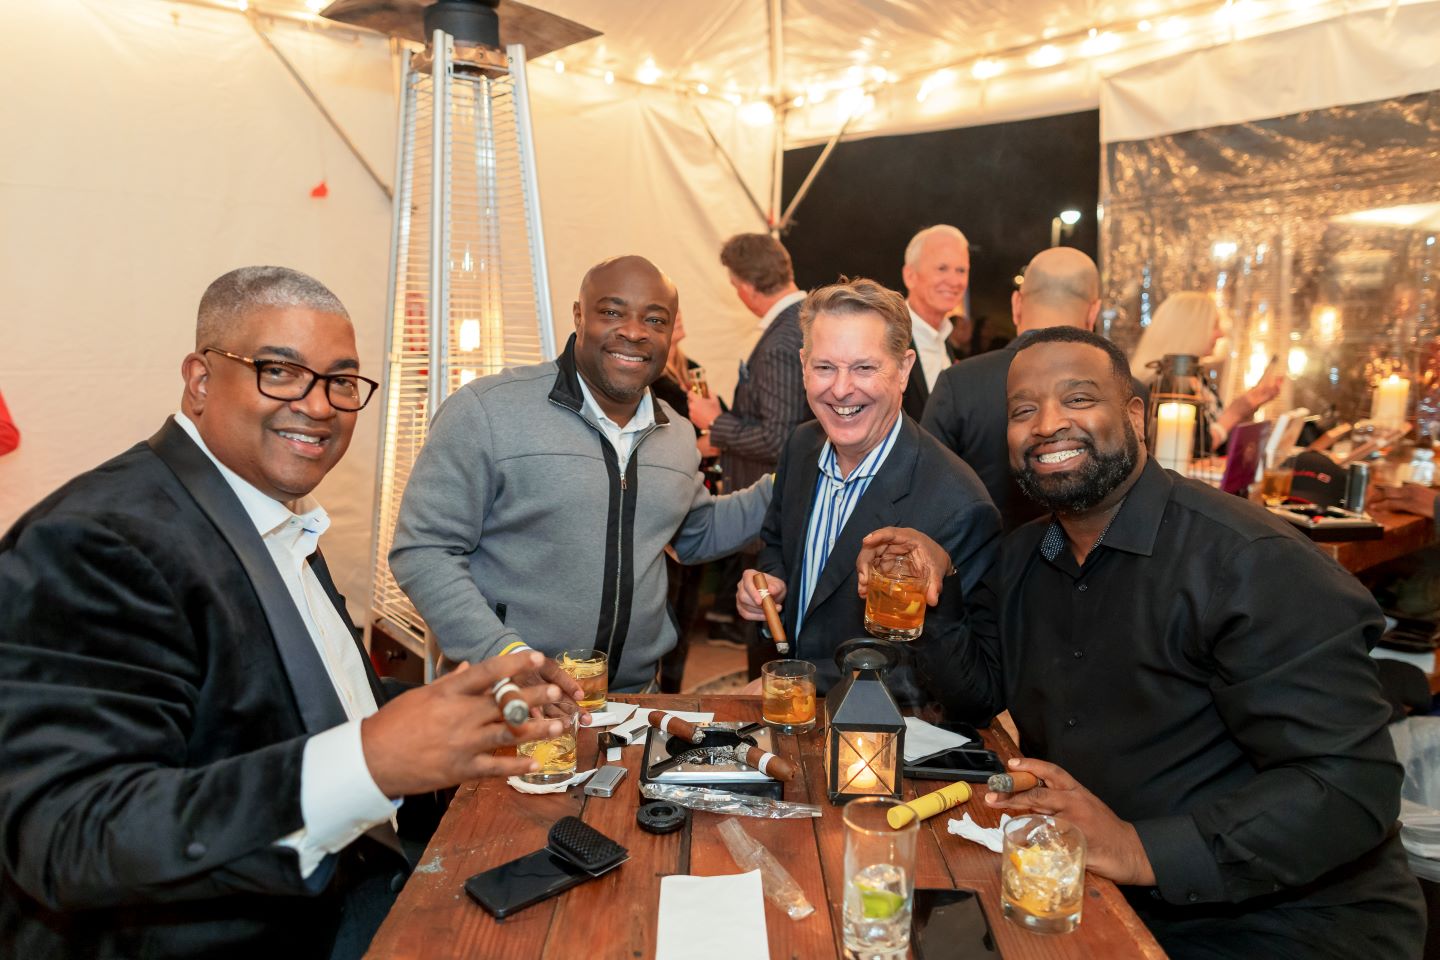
<box><xmin>1130</xmin><ymin>291</ymin><xmax>1282</xmax><ymax>448</ymax></box>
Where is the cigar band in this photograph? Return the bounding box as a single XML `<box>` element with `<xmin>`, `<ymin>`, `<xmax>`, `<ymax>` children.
<box><xmin>756</xmin><ymin>752</ymin><xmax>773</xmax><ymax>776</ymax></box>
<box><xmin>756</xmin><ymin>588</ymin><xmax>770</xmax><ymax>600</ymax></box>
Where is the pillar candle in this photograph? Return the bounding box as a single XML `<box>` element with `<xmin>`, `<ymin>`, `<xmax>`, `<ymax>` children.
<box><xmin>1373</xmin><ymin>375</ymin><xmax>1410</xmax><ymax>427</ymax></box>
<box><xmin>1154</xmin><ymin>402</ymin><xmax>1197</xmax><ymax>473</ymax></box>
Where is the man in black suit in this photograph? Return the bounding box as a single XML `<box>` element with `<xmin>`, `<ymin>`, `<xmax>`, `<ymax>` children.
<box><xmin>899</xmin><ymin>224</ymin><xmax>970</xmax><ymax>422</ymax></box>
<box><xmin>923</xmin><ymin>247</ymin><xmax>1143</xmax><ymax>532</ymax></box>
<box><xmin>0</xmin><ymin>267</ymin><xmax>576</xmax><ymax>959</ymax></box>
<box><xmin>734</xmin><ymin>278</ymin><xmax>1000</xmax><ymax>702</ymax></box>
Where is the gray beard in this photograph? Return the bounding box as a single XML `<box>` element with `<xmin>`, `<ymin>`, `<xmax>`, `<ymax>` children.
<box><xmin>1015</xmin><ymin>418</ymin><xmax>1140</xmax><ymax>514</ymax></box>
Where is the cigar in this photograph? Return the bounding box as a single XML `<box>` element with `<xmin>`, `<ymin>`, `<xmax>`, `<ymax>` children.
<box><xmin>750</xmin><ymin>572</ymin><xmax>789</xmax><ymax>654</ymax></box>
<box><xmin>491</xmin><ymin>678</ymin><xmax>529</xmax><ymax>732</ymax></box>
<box><xmin>732</xmin><ymin>744</ymin><xmax>797</xmax><ymax>782</ymax></box>
<box><xmin>987</xmin><ymin>771</ymin><xmax>1043</xmax><ymax>794</ymax></box>
<box><xmin>647</xmin><ymin>710</ymin><xmax>704</xmax><ymax>744</ymax></box>
<box><xmin>887</xmin><ymin>781</ymin><xmax>972</xmax><ymax>829</ymax></box>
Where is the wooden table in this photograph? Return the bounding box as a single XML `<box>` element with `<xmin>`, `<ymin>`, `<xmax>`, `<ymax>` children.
<box><xmin>1315</xmin><ymin>507</ymin><xmax>1431</xmax><ymax>575</ymax></box>
<box><xmin>366</xmin><ymin>695</ymin><xmax>1165</xmax><ymax>959</ymax></box>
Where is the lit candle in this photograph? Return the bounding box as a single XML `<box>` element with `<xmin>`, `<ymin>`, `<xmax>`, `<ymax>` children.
<box><xmin>1373</xmin><ymin>375</ymin><xmax>1411</xmax><ymax>427</ymax></box>
<box><xmin>1154</xmin><ymin>402</ymin><xmax>1197</xmax><ymax>473</ymax></box>
<box><xmin>846</xmin><ymin>756</ymin><xmax>879</xmax><ymax>790</ymax></box>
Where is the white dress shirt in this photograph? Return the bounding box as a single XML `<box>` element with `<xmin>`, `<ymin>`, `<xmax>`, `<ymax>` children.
<box><xmin>577</xmin><ymin>375</ymin><xmax>655</xmax><ymax>469</ymax></box>
<box><xmin>174</xmin><ymin>412</ymin><xmax>395</xmax><ymax>879</ymax></box>
<box><xmin>757</xmin><ymin>290</ymin><xmax>807</xmax><ymax>332</ymax></box>
<box><xmin>908</xmin><ymin>305</ymin><xmax>954</xmax><ymax>391</ymax></box>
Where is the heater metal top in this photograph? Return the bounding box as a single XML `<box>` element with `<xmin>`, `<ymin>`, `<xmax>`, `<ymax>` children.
<box><xmin>321</xmin><ymin>0</ymin><xmax>600</xmax><ymax>58</ymax></box>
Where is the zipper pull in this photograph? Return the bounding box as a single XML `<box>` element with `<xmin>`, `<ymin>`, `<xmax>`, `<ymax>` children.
<box><xmin>621</xmin><ymin>473</ymin><xmax>628</xmax><ymax>490</ymax></box>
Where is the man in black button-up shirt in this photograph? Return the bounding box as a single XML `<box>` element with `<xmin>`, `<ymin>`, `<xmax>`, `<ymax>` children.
<box><xmin>862</xmin><ymin>327</ymin><xmax>1424</xmax><ymax>958</ymax></box>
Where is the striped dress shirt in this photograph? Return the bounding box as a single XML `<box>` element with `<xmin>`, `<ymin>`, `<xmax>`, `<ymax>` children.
<box><xmin>794</xmin><ymin>414</ymin><xmax>904</xmax><ymax>638</ymax></box>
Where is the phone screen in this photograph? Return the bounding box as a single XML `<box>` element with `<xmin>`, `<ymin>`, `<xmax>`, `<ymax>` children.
<box><xmin>913</xmin><ymin>888</ymin><xmax>1000</xmax><ymax>958</ymax></box>
<box><xmin>464</xmin><ymin>850</ymin><xmax>590</xmax><ymax>919</ymax></box>
<box><xmin>905</xmin><ymin>748</ymin><xmax>1006</xmax><ymax>781</ymax></box>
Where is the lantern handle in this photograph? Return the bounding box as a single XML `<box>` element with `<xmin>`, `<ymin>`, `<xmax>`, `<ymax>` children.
<box><xmin>834</xmin><ymin>636</ymin><xmax>900</xmax><ymax>675</ymax></box>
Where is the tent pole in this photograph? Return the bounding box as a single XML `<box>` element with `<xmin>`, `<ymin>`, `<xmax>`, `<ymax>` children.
<box><xmin>778</xmin><ymin>112</ymin><xmax>853</xmax><ymax>232</ymax></box>
<box><xmin>768</xmin><ymin>0</ymin><xmax>784</xmax><ymax>236</ymax></box>
<box><xmin>691</xmin><ymin>102</ymin><xmax>770</xmax><ymax>230</ymax></box>
<box><xmin>246</xmin><ymin>12</ymin><xmax>393</xmax><ymax>201</ymax></box>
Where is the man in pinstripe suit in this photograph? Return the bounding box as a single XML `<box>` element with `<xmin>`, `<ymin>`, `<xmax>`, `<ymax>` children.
<box><xmin>688</xmin><ymin>234</ymin><xmax>811</xmax><ymax>492</ymax></box>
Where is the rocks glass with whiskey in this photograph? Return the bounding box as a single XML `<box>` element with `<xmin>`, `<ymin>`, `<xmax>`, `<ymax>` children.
<box><xmin>517</xmin><ymin>700</ymin><xmax>580</xmax><ymax>784</ymax></box>
<box><xmin>1001</xmin><ymin>815</ymin><xmax>1086</xmax><ymax>934</ymax></box>
<box><xmin>761</xmin><ymin>659</ymin><xmax>816</xmax><ymax>734</ymax></box>
<box><xmin>558</xmin><ymin>647</ymin><xmax>608</xmax><ymax>711</ymax></box>
<box><xmin>864</xmin><ymin>552</ymin><xmax>929</xmax><ymax>641</ymax></box>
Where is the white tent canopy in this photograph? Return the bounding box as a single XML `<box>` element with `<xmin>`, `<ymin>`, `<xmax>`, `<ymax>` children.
<box><xmin>3</xmin><ymin>0</ymin><xmax>1437</xmax><ymax>625</ymax></box>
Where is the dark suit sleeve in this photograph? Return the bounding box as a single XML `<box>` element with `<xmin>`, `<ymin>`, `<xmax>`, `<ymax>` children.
<box><xmin>0</xmin><ymin>516</ymin><xmax>317</xmax><ymax>912</ymax></box>
<box><xmin>920</xmin><ymin>368</ymin><xmax>964</xmax><ymax>455</ymax></box>
<box><xmin>912</xmin><ymin>496</ymin><xmax>1005</xmax><ymax>725</ymax></box>
<box><xmin>710</xmin><ymin>335</ymin><xmax>807</xmax><ymax>464</ymax></box>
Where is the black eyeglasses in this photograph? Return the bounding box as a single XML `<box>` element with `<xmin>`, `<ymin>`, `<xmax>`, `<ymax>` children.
<box><xmin>203</xmin><ymin>348</ymin><xmax>378</xmax><ymax>411</ymax></box>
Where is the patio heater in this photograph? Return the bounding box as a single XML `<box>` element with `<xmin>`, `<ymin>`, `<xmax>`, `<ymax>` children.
<box><xmin>321</xmin><ymin>0</ymin><xmax>597</xmax><ymax>675</ymax></box>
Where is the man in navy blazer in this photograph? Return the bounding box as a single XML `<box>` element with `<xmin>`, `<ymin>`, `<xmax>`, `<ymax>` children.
<box><xmin>734</xmin><ymin>278</ymin><xmax>1000</xmax><ymax>704</ymax></box>
<box><xmin>0</xmin><ymin>267</ymin><xmax>575</xmax><ymax>959</ymax></box>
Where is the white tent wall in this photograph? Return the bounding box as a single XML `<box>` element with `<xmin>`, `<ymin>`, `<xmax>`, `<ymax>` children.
<box><xmin>0</xmin><ymin>0</ymin><xmax>769</xmax><ymax>629</ymax></box>
<box><xmin>1099</xmin><ymin>0</ymin><xmax>1440</xmax><ymax>143</ymax></box>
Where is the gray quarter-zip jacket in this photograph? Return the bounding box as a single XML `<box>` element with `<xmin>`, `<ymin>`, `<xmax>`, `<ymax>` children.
<box><xmin>389</xmin><ymin>335</ymin><xmax>773</xmax><ymax>691</ymax></box>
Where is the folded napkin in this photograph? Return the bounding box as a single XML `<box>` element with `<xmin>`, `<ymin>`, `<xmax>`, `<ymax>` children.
<box><xmin>586</xmin><ymin>702</ymin><xmax>639</xmax><ymax>728</ymax></box>
<box><xmin>903</xmin><ymin>716</ymin><xmax>971</xmax><ymax>762</ymax></box>
<box><xmin>506</xmin><ymin>768</ymin><xmax>597</xmax><ymax>794</ymax></box>
<box><xmin>947</xmin><ymin>812</ymin><xmax>1012</xmax><ymax>853</ymax></box>
<box><xmin>613</xmin><ymin>709</ymin><xmax>715</xmax><ymax>745</ymax></box>
<box><xmin>656</xmin><ymin>870</ymin><xmax>768</xmax><ymax>960</ymax></box>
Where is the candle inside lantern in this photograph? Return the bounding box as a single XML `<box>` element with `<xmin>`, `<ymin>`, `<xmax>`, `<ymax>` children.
<box><xmin>846</xmin><ymin>756</ymin><xmax>879</xmax><ymax>790</ymax></box>
<box><xmin>1373</xmin><ymin>375</ymin><xmax>1411</xmax><ymax>427</ymax></box>
<box><xmin>1154</xmin><ymin>402</ymin><xmax>1197</xmax><ymax>473</ymax></box>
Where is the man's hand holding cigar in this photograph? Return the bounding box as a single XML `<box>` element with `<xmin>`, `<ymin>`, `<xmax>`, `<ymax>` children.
<box><xmin>984</xmin><ymin>757</ymin><xmax>1156</xmax><ymax>887</ymax></box>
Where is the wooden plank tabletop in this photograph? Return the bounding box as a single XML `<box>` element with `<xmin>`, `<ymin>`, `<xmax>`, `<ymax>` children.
<box><xmin>365</xmin><ymin>695</ymin><xmax>1165</xmax><ymax>960</ymax></box>
<box><xmin>1314</xmin><ymin>507</ymin><xmax>1430</xmax><ymax>574</ymax></box>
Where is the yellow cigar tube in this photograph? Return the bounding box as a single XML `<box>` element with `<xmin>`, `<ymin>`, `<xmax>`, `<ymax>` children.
<box><xmin>887</xmin><ymin>780</ymin><xmax>973</xmax><ymax>829</ymax></box>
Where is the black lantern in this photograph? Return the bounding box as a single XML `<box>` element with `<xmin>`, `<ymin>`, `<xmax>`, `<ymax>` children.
<box><xmin>824</xmin><ymin>638</ymin><xmax>905</xmax><ymax>803</ymax></box>
<box><xmin>1146</xmin><ymin>353</ymin><xmax>1209</xmax><ymax>474</ymax></box>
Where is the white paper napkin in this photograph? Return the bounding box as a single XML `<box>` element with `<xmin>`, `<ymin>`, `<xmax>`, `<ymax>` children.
<box><xmin>506</xmin><ymin>768</ymin><xmax>597</xmax><ymax>794</ymax></box>
<box><xmin>946</xmin><ymin>812</ymin><xmax>1012</xmax><ymax>853</ymax></box>
<box><xmin>586</xmin><ymin>702</ymin><xmax>639</xmax><ymax>729</ymax></box>
<box><xmin>903</xmin><ymin>716</ymin><xmax>971</xmax><ymax>762</ymax></box>
<box><xmin>656</xmin><ymin>870</ymin><xmax>769</xmax><ymax>960</ymax></box>
<box><xmin>613</xmin><ymin>709</ymin><xmax>715</xmax><ymax>744</ymax></box>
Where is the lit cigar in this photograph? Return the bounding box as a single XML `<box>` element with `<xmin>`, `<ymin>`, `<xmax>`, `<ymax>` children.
<box><xmin>750</xmin><ymin>572</ymin><xmax>789</xmax><ymax>654</ymax></box>
<box><xmin>732</xmin><ymin>744</ymin><xmax>797</xmax><ymax>781</ymax></box>
<box><xmin>491</xmin><ymin>678</ymin><xmax>529</xmax><ymax>732</ymax></box>
<box><xmin>887</xmin><ymin>781</ymin><xmax>972</xmax><ymax>829</ymax></box>
<box><xmin>987</xmin><ymin>770</ymin><xmax>1043</xmax><ymax>794</ymax></box>
<box><xmin>647</xmin><ymin>710</ymin><xmax>704</xmax><ymax>744</ymax></box>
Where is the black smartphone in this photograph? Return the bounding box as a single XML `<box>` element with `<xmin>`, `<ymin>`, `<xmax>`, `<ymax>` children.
<box><xmin>913</xmin><ymin>888</ymin><xmax>1000</xmax><ymax>958</ymax></box>
<box><xmin>463</xmin><ymin>850</ymin><xmax>592</xmax><ymax>920</ymax></box>
<box><xmin>905</xmin><ymin>747</ymin><xmax>1006</xmax><ymax>782</ymax></box>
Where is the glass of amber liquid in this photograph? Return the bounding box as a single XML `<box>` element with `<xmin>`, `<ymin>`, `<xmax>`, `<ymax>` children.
<box><xmin>761</xmin><ymin>659</ymin><xmax>817</xmax><ymax>734</ymax></box>
<box><xmin>517</xmin><ymin>700</ymin><xmax>580</xmax><ymax>784</ymax></box>
<box><xmin>558</xmin><ymin>648</ymin><xmax>608</xmax><ymax>711</ymax></box>
<box><xmin>864</xmin><ymin>553</ymin><xmax>929</xmax><ymax>641</ymax></box>
<box><xmin>1001</xmin><ymin>815</ymin><xmax>1086</xmax><ymax>934</ymax></box>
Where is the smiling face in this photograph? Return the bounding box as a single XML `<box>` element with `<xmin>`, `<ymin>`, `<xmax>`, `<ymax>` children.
<box><xmin>183</xmin><ymin>306</ymin><xmax>359</xmax><ymax>502</ymax></box>
<box><xmin>572</xmin><ymin>257</ymin><xmax>676</xmax><ymax>423</ymax></box>
<box><xmin>902</xmin><ymin>233</ymin><xmax>969</xmax><ymax>325</ymax></box>
<box><xmin>803</xmin><ymin>310</ymin><xmax>915</xmax><ymax>475</ymax></box>
<box><xmin>1006</xmin><ymin>340</ymin><xmax>1146</xmax><ymax>515</ymax></box>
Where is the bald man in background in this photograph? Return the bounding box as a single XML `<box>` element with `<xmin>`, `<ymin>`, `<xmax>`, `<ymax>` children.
<box><xmin>923</xmin><ymin>248</ymin><xmax>1146</xmax><ymax>531</ymax></box>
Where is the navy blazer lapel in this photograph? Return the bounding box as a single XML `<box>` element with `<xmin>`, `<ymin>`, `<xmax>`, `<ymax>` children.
<box><xmin>781</xmin><ymin>429</ymin><xmax>825</xmax><ymax>635</ymax></box>
<box><xmin>801</xmin><ymin>418</ymin><xmax>921</xmax><ymax>624</ymax></box>
<box><xmin>147</xmin><ymin>417</ymin><xmax>348</xmax><ymax>736</ymax></box>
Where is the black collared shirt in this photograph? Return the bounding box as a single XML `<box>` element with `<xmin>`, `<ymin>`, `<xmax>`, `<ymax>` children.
<box><xmin>937</xmin><ymin>457</ymin><xmax>1422</xmax><ymax>957</ymax></box>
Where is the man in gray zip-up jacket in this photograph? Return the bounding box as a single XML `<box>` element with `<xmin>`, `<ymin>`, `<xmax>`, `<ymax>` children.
<box><xmin>390</xmin><ymin>257</ymin><xmax>773</xmax><ymax>692</ymax></box>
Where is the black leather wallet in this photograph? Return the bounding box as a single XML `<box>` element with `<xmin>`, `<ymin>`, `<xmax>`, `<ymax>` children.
<box><xmin>547</xmin><ymin>816</ymin><xmax>628</xmax><ymax>875</ymax></box>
